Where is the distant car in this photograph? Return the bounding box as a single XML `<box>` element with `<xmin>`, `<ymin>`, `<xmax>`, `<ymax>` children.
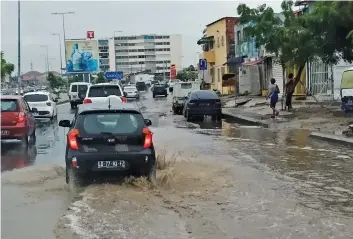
<box><xmin>23</xmin><ymin>91</ymin><xmax>58</xmax><ymax>120</ymax></box>
<box><xmin>124</xmin><ymin>85</ymin><xmax>140</xmax><ymax>99</ymax></box>
<box><xmin>69</xmin><ymin>82</ymin><xmax>91</xmax><ymax>109</ymax></box>
<box><xmin>136</xmin><ymin>81</ymin><xmax>147</xmax><ymax>91</ymax></box>
<box><xmin>83</xmin><ymin>83</ymin><xmax>127</xmax><ymax>104</ymax></box>
<box><xmin>58</xmin><ymin>102</ymin><xmax>156</xmax><ymax>185</ymax></box>
<box><xmin>183</xmin><ymin>90</ymin><xmax>222</xmax><ymax>121</ymax></box>
<box><xmin>1</xmin><ymin>95</ymin><xmax>37</xmax><ymax>149</ymax></box>
<box><xmin>152</xmin><ymin>84</ymin><xmax>168</xmax><ymax>98</ymax></box>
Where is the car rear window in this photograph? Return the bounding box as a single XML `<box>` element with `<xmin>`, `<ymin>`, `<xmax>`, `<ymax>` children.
<box><xmin>78</xmin><ymin>85</ymin><xmax>88</xmax><ymax>92</ymax></box>
<box><xmin>71</xmin><ymin>85</ymin><xmax>78</xmax><ymax>92</ymax></box>
<box><xmin>1</xmin><ymin>99</ymin><xmax>19</xmax><ymax>112</ymax></box>
<box><xmin>155</xmin><ymin>85</ymin><xmax>164</xmax><ymax>89</ymax></box>
<box><xmin>181</xmin><ymin>83</ymin><xmax>192</xmax><ymax>89</ymax></box>
<box><xmin>23</xmin><ymin>94</ymin><xmax>49</xmax><ymax>102</ymax></box>
<box><xmin>136</xmin><ymin>82</ymin><xmax>145</xmax><ymax>86</ymax></box>
<box><xmin>77</xmin><ymin>112</ymin><xmax>144</xmax><ymax>135</ymax></box>
<box><xmin>88</xmin><ymin>86</ymin><xmax>121</xmax><ymax>97</ymax></box>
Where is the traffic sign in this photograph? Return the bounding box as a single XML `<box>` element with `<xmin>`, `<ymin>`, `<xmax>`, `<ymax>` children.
<box><xmin>87</xmin><ymin>31</ymin><xmax>95</xmax><ymax>39</ymax></box>
<box><xmin>199</xmin><ymin>59</ymin><xmax>207</xmax><ymax>70</ymax></box>
<box><xmin>105</xmin><ymin>71</ymin><xmax>123</xmax><ymax>80</ymax></box>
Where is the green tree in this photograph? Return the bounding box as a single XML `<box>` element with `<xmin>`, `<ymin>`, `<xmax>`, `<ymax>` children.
<box><xmin>47</xmin><ymin>72</ymin><xmax>65</xmax><ymax>92</ymax></box>
<box><xmin>237</xmin><ymin>1</ymin><xmax>353</xmax><ymax>87</ymax></box>
<box><xmin>176</xmin><ymin>67</ymin><xmax>198</xmax><ymax>81</ymax></box>
<box><xmin>94</xmin><ymin>72</ymin><xmax>106</xmax><ymax>84</ymax></box>
<box><xmin>1</xmin><ymin>52</ymin><xmax>15</xmax><ymax>83</ymax></box>
<box><xmin>187</xmin><ymin>65</ymin><xmax>196</xmax><ymax>71</ymax></box>
<box><xmin>68</xmin><ymin>74</ymin><xmax>84</xmax><ymax>85</ymax></box>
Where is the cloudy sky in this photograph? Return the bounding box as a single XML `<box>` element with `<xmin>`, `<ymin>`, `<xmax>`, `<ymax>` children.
<box><xmin>1</xmin><ymin>0</ymin><xmax>282</xmax><ymax>74</ymax></box>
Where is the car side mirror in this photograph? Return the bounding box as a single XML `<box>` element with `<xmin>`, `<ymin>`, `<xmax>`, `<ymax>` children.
<box><xmin>144</xmin><ymin>119</ymin><xmax>152</xmax><ymax>126</ymax></box>
<box><xmin>31</xmin><ymin>107</ymin><xmax>38</xmax><ymax>113</ymax></box>
<box><xmin>53</xmin><ymin>98</ymin><xmax>58</xmax><ymax>102</ymax></box>
<box><xmin>123</xmin><ymin>92</ymin><xmax>128</xmax><ymax>97</ymax></box>
<box><xmin>58</xmin><ymin>120</ymin><xmax>71</xmax><ymax>127</ymax></box>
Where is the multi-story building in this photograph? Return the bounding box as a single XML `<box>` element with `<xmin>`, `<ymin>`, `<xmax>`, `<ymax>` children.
<box><xmin>197</xmin><ymin>17</ymin><xmax>239</xmax><ymax>94</ymax></box>
<box><xmin>98</xmin><ymin>39</ymin><xmax>110</xmax><ymax>72</ymax></box>
<box><xmin>109</xmin><ymin>34</ymin><xmax>182</xmax><ymax>78</ymax></box>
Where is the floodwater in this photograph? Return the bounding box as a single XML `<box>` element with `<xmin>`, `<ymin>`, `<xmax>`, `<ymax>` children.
<box><xmin>1</xmin><ymin>90</ymin><xmax>352</xmax><ymax>239</ymax></box>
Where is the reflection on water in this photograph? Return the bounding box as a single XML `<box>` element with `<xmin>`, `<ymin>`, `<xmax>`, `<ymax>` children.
<box><xmin>1</xmin><ymin>144</ymin><xmax>37</xmax><ymax>172</ymax></box>
<box><xmin>218</xmin><ymin>120</ymin><xmax>353</xmax><ymax>216</ymax></box>
<box><xmin>36</xmin><ymin>120</ymin><xmax>59</xmax><ymax>154</ymax></box>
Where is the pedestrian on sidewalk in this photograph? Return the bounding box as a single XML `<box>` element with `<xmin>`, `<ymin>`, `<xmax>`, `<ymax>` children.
<box><xmin>285</xmin><ymin>73</ymin><xmax>295</xmax><ymax>111</ymax></box>
<box><xmin>266</xmin><ymin>78</ymin><xmax>280</xmax><ymax>118</ymax></box>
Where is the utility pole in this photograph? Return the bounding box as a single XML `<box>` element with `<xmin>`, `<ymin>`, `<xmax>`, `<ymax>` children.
<box><xmin>17</xmin><ymin>0</ymin><xmax>21</xmax><ymax>94</ymax></box>
<box><xmin>52</xmin><ymin>33</ymin><xmax>63</xmax><ymax>75</ymax></box>
<box><xmin>40</xmin><ymin>45</ymin><xmax>49</xmax><ymax>76</ymax></box>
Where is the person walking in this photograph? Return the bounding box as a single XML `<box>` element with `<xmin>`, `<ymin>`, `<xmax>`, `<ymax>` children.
<box><xmin>285</xmin><ymin>73</ymin><xmax>295</xmax><ymax>111</ymax></box>
<box><xmin>266</xmin><ymin>78</ymin><xmax>280</xmax><ymax>118</ymax></box>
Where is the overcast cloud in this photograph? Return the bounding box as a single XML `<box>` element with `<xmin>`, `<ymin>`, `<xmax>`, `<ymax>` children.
<box><xmin>1</xmin><ymin>0</ymin><xmax>282</xmax><ymax>74</ymax></box>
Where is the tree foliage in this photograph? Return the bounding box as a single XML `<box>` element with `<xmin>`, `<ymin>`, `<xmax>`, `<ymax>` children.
<box><xmin>1</xmin><ymin>52</ymin><xmax>15</xmax><ymax>81</ymax></box>
<box><xmin>47</xmin><ymin>72</ymin><xmax>65</xmax><ymax>91</ymax></box>
<box><xmin>176</xmin><ymin>66</ymin><xmax>198</xmax><ymax>81</ymax></box>
<box><xmin>237</xmin><ymin>1</ymin><xmax>353</xmax><ymax>86</ymax></box>
<box><xmin>94</xmin><ymin>72</ymin><xmax>106</xmax><ymax>84</ymax></box>
<box><xmin>68</xmin><ymin>74</ymin><xmax>84</xmax><ymax>85</ymax></box>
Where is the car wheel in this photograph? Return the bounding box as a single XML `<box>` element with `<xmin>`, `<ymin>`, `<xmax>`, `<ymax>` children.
<box><xmin>153</xmin><ymin>94</ymin><xmax>156</xmax><ymax>98</ymax></box>
<box><xmin>21</xmin><ymin>135</ymin><xmax>29</xmax><ymax>151</ymax></box>
<box><xmin>147</xmin><ymin>162</ymin><xmax>157</xmax><ymax>186</ymax></box>
<box><xmin>186</xmin><ymin>110</ymin><xmax>192</xmax><ymax>122</ymax></box>
<box><xmin>178</xmin><ymin>109</ymin><xmax>183</xmax><ymax>115</ymax></box>
<box><xmin>70</xmin><ymin>102</ymin><xmax>75</xmax><ymax>109</ymax></box>
<box><xmin>165</xmin><ymin>94</ymin><xmax>168</xmax><ymax>97</ymax></box>
<box><xmin>31</xmin><ymin>130</ymin><xmax>36</xmax><ymax>145</ymax></box>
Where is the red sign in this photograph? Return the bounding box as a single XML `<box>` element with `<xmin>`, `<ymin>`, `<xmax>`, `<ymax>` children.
<box><xmin>87</xmin><ymin>31</ymin><xmax>95</xmax><ymax>39</ymax></box>
<box><xmin>170</xmin><ymin>64</ymin><xmax>177</xmax><ymax>80</ymax></box>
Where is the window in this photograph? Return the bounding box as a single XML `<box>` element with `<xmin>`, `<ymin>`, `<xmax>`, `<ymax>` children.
<box><xmin>23</xmin><ymin>94</ymin><xmax>49</xmax><ymax>102</ymax></box>
<box><xmin>78</xmin><ymin>85</ymin><xmax>88</xmax><ymax>94</ymax></box>
<box><xmin>21</xmin><ymin>99</ymin><xmax>30</xmax><ymax>112</ymax></box>
<box><xmin>236</xmin><ymin>31</ymin><xmax>241</xmax><ymax>43</ymax></box>
<box><xmin>79</xmin><ymin>113</ymin><xmax>144</xmax><ymax>135</ymax></box>
<box><xmin>71</xmin><ymin>85</ymin><xmax>78</xmax><ymax>92</ymax></box>
<box><xmin>180</xmin><ymin>83</ymin><xmax>192</xmax><ymax>89</ymax></box>
<box><xmin>88</xmin><ymin>85</ymin><xmax>122</xmax><ymax>97</ymax></box>
<box><xmin>1</xmin><ymin>99</ymin><xmax>19</xmax><ymax>112</ymax></box>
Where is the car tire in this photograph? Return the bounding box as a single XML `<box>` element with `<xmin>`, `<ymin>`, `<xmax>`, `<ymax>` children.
<box><xmin>31</xmin><ymin>130</ymin><xmax>36</xmax><ymax>145</ymax></box>
<box><xmin>186</xmin><ymin>110</ymin><xmax>192</xmax><ymax>122</ymax></box>
<box><xmin>21</xmin><ymin>135</ymin><xmax>29</xmax><ymax>151</ymax></box>
<box><xmin>153</xmin><ymin>94</ymin><xmax>156</xmax><ymax>98</ymax></box>
<box><xmin>70</xmin><ymin>102</ymin><xmax>75</xmax><ymax>109</ymax></box>
<box><xmin>178</xmin><ymin>109</ymin><xmax>183</xmax><ymax>115</ymax></box>
<box><xmin>165</xmin><ymin>94</ymin><xmax>168</xmax><ymax>97</ymax></box>
<box><xmin>147</xmin><ymin>162</ymin><xmax>157</xmax><ymax>186</ymax></box>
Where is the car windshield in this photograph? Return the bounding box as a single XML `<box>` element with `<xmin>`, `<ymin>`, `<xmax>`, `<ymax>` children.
<box><xmin>78</xmin><ymin>112</ymin><xmax>145</xmax><ymax>135</ymax></box>
<box><xmin>88</xmin><ymin>86</ymin><xmax>122</xmax><ymax>97</ymax></box>
<box><xmin>24</xmin><ymin>94</ymin><xmax>48</xmax><ymax>102</ymax></box>
<box><xmin>1</xmin><ymin>99</ymin><xmax>19</xmax><ymax>112</ymax></box>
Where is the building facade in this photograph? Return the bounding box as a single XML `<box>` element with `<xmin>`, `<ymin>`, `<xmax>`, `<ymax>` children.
<box><xmin>109</xmin><ymin>34</ymin><xmax>182</xmax><ymax>78</ymax></box>
<box><xmin>197</xmin><ymin>17</ymin><xmax>239</xmax><ymax>94</ymax></box>
<box><xmin>98</xmin><ymin>39</ymin><xmax>110</xmax><ymax>72</ymax></box>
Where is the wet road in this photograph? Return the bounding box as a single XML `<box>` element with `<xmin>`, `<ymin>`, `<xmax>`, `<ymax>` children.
<box><xmin>1</xmin><ymin>90</ymin><xmax>352</xmax><ymax>239</ymax></box>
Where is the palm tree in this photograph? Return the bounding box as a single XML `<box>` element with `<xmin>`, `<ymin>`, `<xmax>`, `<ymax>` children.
<box><xmin>1</xmin><ymin>51</ymin><xmax>15</xmax><ymax>83</ymax></box>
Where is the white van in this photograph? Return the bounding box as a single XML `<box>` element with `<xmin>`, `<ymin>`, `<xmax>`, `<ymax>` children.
<box><xmin>172</xmin><ymin>82</ymin><xmax>200</xmax><ymax>115</ymax></box>
<box><xmin>68</xmin><ymin>82</ymin><xmax>91</xmax><ymax>109</ymax></box>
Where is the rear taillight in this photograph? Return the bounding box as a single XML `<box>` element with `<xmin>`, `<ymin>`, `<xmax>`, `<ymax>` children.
<box><xmin>121</xmin><ymin>97</ymin><xmax>127</xmax><ymax>103</ymax></box>
<box><xmin>17</xmin><ymin>112</ymin><xmax>25</xmax><ymax>123</ymax></box>
<box><xmin>83</xmin><ymin>98</ymin><xmax>92</xmax><ymax>104</ymax></box>
<box><xmin>143</xmin><ymin>128</ymin><xmax>152</xmax><ymax>148</ymax></box>
<box><xmin>68</xmin><ymin>129</ymin><xmax>79</xmax><ymax>150</ymax></box>
<box><xmin>46</xmin><ymin>102</ymin><xmax>51</xmax><ymax>106</ymax></box>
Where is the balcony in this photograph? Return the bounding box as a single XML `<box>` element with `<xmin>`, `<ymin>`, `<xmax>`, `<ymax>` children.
<box><xmin>203</xmin><ymin>50</ymin><xmax>215</xmax><ymax>63</ymax></box>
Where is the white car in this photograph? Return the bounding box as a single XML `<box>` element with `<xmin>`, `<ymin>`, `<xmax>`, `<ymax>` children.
<box><xmin>69</xmin><ymin>82</ymin><xmax>91</xmax><ymax>109</ymax></box>
<box><xmin>83</xmin><ymin>83</ymin><xmax>127</xmax><ymax>104</ymax></box>
<box><xmin>124</xmin><ymin>85</ymin><xmax>140</xmax><ymax>99</ymax></box>
<box><xmin>23</xmin><ymin>91</ymin><xmax>57</xmax><ymax>120</ymax></box>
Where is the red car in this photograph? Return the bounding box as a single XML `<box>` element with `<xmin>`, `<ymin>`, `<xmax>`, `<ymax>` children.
<box><xmin>1</xmin><ymin>95</ymin><xmax>37</xmax><ymax>149</ymax></box>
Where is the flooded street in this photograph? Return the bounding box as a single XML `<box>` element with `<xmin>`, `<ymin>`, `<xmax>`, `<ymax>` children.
<box><xmin>1</xmin><ymin>90</ymin><xmax>352</xmax><ymax>239</ymax></box>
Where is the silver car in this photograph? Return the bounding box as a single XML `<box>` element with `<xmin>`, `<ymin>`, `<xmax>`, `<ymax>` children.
<box><xmin>124</xmin><ymin>86</ymin><xmax>140</xmax><ymax>99</ymax></box>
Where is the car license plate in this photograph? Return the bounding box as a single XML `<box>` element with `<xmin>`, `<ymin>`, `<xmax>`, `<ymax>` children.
<box><xmin>97</xmin><ymin>160</ymin><xmax>125</xmax><ymax>169</ymax></box>
<box><xmin>115</xmin><ymin>144</ymin><xmax>129</xmax><ymax>152</ymax></box>
<box><xmin>1</xmin><ymin>130</ymin><xmax>9</xmax><ymax>135</ymax></box>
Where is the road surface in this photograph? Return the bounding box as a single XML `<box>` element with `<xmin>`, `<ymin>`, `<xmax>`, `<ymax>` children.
<box><xmin>2</xmin><ymin>90</ymin><xmax>352</xmax><ymax>239</ymax></box>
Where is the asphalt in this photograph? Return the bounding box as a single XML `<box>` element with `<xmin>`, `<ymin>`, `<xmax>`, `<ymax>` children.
<box><xmin>1</xmin><ymin>89</ymin><xmax>353</xmax><ymax>239</ymax></box>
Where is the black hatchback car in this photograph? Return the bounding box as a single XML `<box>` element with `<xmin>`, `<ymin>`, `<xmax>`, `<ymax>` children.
<box><xmin>183</xmin><ymin>90</ymin><xmax>222</xmax><ymax>121</ymax></box>
<box><xmin>58</xmin><ymin>103</ymin><xmax>156</xmax><ymax>185</ymax></box>
<box><xmin>152</xmin><ymin>84</ymin><xmax>168</xmax><ymax>98</ymax></box>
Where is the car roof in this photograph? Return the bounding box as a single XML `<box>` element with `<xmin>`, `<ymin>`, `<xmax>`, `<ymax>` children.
<box><xmin>191</xmin><ymin>90</ymin><xmax>219</xmax><ymax>99</ymax></box>
<box><xmin>77</xmin><ymin>102</ymin><xmax>140</xmax><ymax>114</ymax></box>
<box><xmin>71</xmin><ymin>82</ymin><xmax>91</xmax><ymax>85</ymax></box>
<box><xmin>90</xmin><ymin>83</ymin><xmax>121</xmax><ymax>87</ymax></box>
<box><xmin>0</xmin><ymin>95</ymin><xmax>22</xmax><ymax>100</ymax></box>
<box><xmin>23</xmin><ymin>91</ymin><xmax>50</xmax><ymax>96</ymax></box>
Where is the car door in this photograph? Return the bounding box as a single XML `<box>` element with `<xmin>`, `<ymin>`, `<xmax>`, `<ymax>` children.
<box><xmin>183</xmin><ymin>91</ymin><xmax>192</xmax><ymax>114</ymax></box>
<box><xmin>21</xmin><ymin>98</ymin><xmax>35</xmax><ymax>135</ymax></box>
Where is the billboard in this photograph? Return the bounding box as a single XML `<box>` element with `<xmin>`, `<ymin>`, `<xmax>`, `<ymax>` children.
<box><xmin>170</xmin><ymin>64</ymin><xmax>177</xmax><ymax>80</ymax></box>
<box><xmin>65</xmin><ymin>40</ymin><xmax>99</xmax><ymax>73</ymax></box>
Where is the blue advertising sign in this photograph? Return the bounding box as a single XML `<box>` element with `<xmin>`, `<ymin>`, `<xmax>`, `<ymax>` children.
<box><xmin>105</xmin><ymin>71</ymin><xmax>123</xmax><ymax>80</ymax></box>
<box><xmin>65</xmin><ymin>40</ymin><xmax>100</xmax><ymax>73</ymax></box>
<box><xmin>199</xmin><ymin>59</ymin><xmax>207</xmax><ymax>70</ymax></box>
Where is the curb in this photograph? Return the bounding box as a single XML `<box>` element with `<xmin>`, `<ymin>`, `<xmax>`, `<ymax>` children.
<box><xmin>222</xmin><ymin>109</ymin><xmax>270</xmax><ymax>128</ymax></box>
<box><xmin>309</xmin><ymin>132</ymin><xmax>353</xmax><ymax>146</ymax></box>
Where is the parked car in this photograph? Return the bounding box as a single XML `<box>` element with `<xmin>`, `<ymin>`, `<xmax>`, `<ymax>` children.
<box><xmin>58</xmin><ymin>102</ymin><xmax>156</xmax><ymax>185</ymax></box>
<box><xmin>136</xmin><ymin>81</ymin><xmax>147</xmax><ymax>91</ymax></box>
<box><xmin>124</xmin><ymin>85</ymin><xmax>140</xmax><ymax>99</ymax></box>
<box><xmin>1</xmin><ymin>95</ymin><xmax>37</xmax><ymax>149</ymax></box>
<box><xmin>83</xmin><ymin>83</ymin><xmax>127</xmax><ymax>104</ymax></box>
<box><xmin>152</xmin><ymin>84</ymin><xmax>168</xmax><ymax>98</ymax></box>
<box><xmin>69</xmin><ymin>82</ymin><xmax>91</xmax><ymax>109</ymax></box>
<box><xmin>23</xmin><ymin>91</ymin><xmax>58</xmax><ymax>120</ymax></box>
<box><xmin>183</xmin><ymin>90</ymin><xmax>222</xmax><ymax>121</ymax></box>
<box><xmin>172</xmin><ymin>82</ymin><xmax>200</xmax><ymax>115</ymax></box>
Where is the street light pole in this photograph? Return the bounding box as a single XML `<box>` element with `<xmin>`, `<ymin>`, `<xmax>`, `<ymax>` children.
<box><xmin>40</xmin><ymin>45</ymin><xmax>49</xmax><ymax>78</ymax></box>
<box><xmin>17</xmin><ymin>0</ymin><xmax>21</xmax><ymax>94</ymax></box>
<box><xmin>52</xmin><ymin>33</ymin><xmax>63</xmax><ymax>75</ymax></box>
<box><xmin>51</xmin><ymin>12</ymin><xmax>74</xmax><ymax>72</ymax></box>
